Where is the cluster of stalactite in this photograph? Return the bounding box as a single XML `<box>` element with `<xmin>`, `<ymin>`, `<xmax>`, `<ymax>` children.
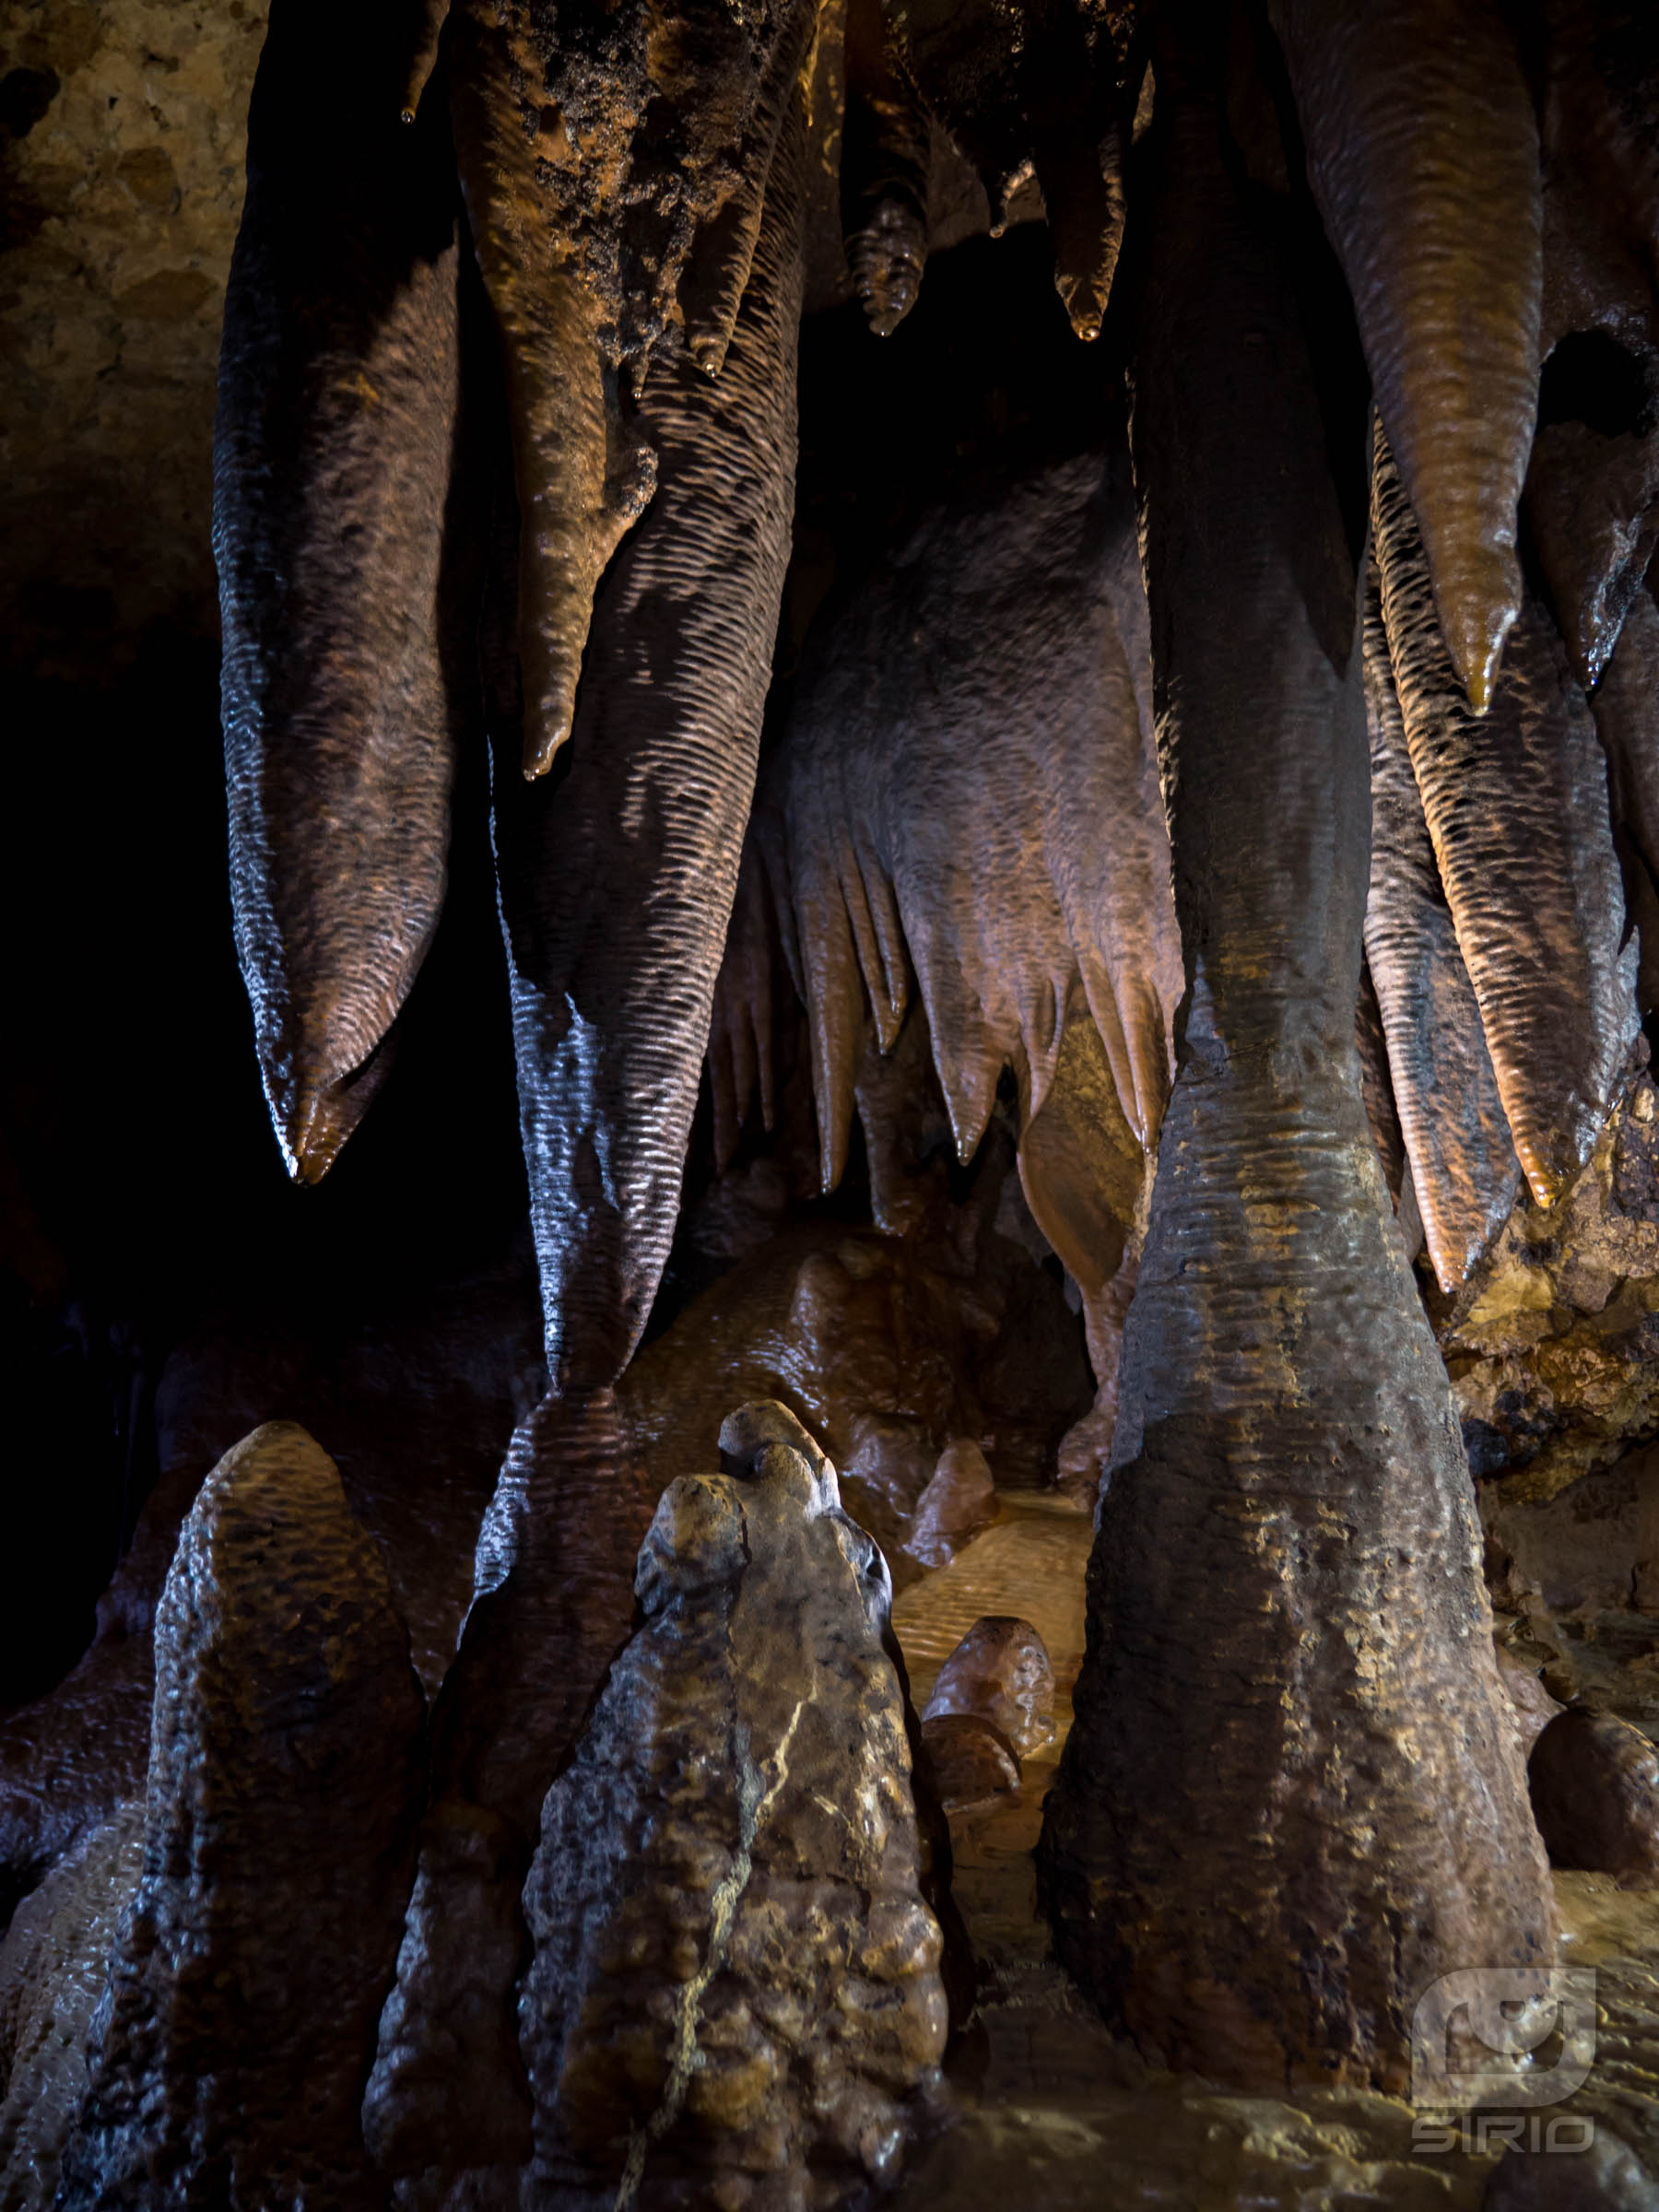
<box><xmin>196</xmin><ymin>0</ymin><xmax>1659</xmax><ymax>2170</ymax></box>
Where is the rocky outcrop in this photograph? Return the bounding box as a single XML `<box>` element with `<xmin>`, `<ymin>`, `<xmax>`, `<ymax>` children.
<box><xmin>0</xmin><ymin>1804</ymin><xmax>143</xmax><ymax>2209</ymax></box>
<box><xmin>518</xmin><ymin>1400</ymin><xmax>950</xmax><ymax>2208</ymax></box>
<box><xmin>921</xmin><ymin>1617</ymin><xmax>1053</xmax><ymax>1759</ymax></box>
<box><xmin>1437</xmin><ymin>1071</ymin><xmax>1659</xmax><ymax>1496</ymax></box>
<box><xmin>622</xmin><ymin>1136</ymin><xmax>1093</xmax><ymax>1584</ymax></box>
<box><xmin>55</xmin><ymin>1421</ymin><xmax>425</xmax><ymax>2210</ymax></box>
<box><xmin>1529</xmin><ymin>1709</ymin><xmax>1659</xmax><ymax>1887</ymax></box>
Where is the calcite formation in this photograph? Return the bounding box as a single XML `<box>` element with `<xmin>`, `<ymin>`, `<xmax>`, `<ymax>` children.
<box><xmin>1530</xmin><ymin>1709</ymin><xmax>1659</xmax><ymax>1887</ymax></box>
<box><xmin>54</xmin><ymin>1421</ymin><xmax>426</xmax><ymax>2210</ymax></box>
<box><xmin>0</xmin><ymin>1806</ymin><xmax>144</xmax><ymax>2208</ymax></box>
<box><xmin>921</xmin><ymin>1617</ymin><xmax>1054</xmax><ymax>1760</ymax></box>
<box><xmin>517</xmin><ymin>1401</ymin><xmax>950</xmax><ymax>2207</ymax></box>
<box><xmin>1440</xmin><ymin>1074</ymin><xmax>1659</xmax><ymax>1495</ymax></box>
<box><xmin>18</xmin><ymin>0</ymin><xmax>1659</xmax><ymax>2157</ymax></box>
<box><xmin>620</xmin><ymin>1198</ymin><xmax>1091</xmax><ymax>1577</ymax></box>
<box><xmin>1039</xmin><ymin>18</ymin><xmax>1556</xmax><ymax>2083</ymax></box>
<box><xmin>917</xmin><ymin>1713</ymin><xmax>1020</xmax><ymax>1813</ymax></box>
<box><xmin>715</xmin><ymin>439</ymin><xmax>1180</xmax><ymax>1465</ymax></box>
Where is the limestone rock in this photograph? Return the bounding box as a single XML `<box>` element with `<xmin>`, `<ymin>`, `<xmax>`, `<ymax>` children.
<box><xmin>0</xmin><ymin>1804</ymin><xmax>143</xmax><ymax>2210</ymax></box>
<box><xmin>919</xmin><ymin>1715</ymin><xmax>1020</xmax><ymax>1814</ymax></box>
<box><xmin>1529</xmin><ymin>1709</ymin><xmax>1659</xmax><ymax>1887</ymax></box>
<box><xmin>1483</xmin><ymin>2126</ymin><xmax>1659</xmax><ymax>2209</ymax></box>
<box><xmin>0</xmin><ymin>0</ymin><xmax>269</xmax><ymax>673</ymax></box>
<box><xmin>1436</xmin><ymin>1073</ymin><xmax>1659</xmax><ymax>1496</ymax></box>
<box><xmin>907</xmin><ymin>1442</ymin><xmax>998</xmax><ymax>1571</ymax></box>
<box><xmin>55</xmin><ymin>1421</ymin><xmax>426</xmax><ymax>2210</ymax></box>
<box><xmin>518</xmin><ymin>1400</ymin><xmax>949</xmax><ymax>2208</ymax></box>
<box><xmin>621</xmin><ymin>1193</ymin><xmax>1091</xmax><ymax>1588</ymax></box>
<box><xmin>921</xmin><ymin>1617</ymin><xmax>1054</xmax><ymax>1759</ymax></box>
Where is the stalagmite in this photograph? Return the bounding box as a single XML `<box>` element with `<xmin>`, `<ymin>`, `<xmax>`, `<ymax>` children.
<box><xmin>215</xmin><ymin>0</ymin><xmax>465</xmax><ymax>1182</ymax></box>
<box><xmin>516</xmin><ymin>1403</ymin><xmax>951</xmax><ymax>2205</ymax></box>
<box><xmin>367</xmin><ymin>93</ymin><xmax>811</xmax><ymax>2190</ymax></box>
<box><xmin>1041</xmin><ymin>29</ymin><xmax>1556</xmax><ymax>2086</ymax></box>
<box><xmin>56</xmin><ymin>1425</ymin><xmax>425</xmax><ymax>2210</ymax></box>
<box><xmin>1529</xmin><ymin>1707</ymin><xmax>1659</xmax><ymax>1886</ymax></box>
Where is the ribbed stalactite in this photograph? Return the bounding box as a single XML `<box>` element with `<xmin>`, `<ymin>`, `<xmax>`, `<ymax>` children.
<box><xmin>490</xmin><ymin>95</ymin><xmax>807</xmax><ymax>1393</ymax></box>
<box><xmin>215</xmin><ymin>0</ymin><xmax>467</xmax><ymax>1185</ymax></box>
<box><xmin>1371</xmin><ymin>422</ymin><xmax>1638</xmax><ymax>1206</ymax></box>
<box><xmin>1361</xmin><ymin>559</ymin><xmax>1522</xmax><ymax>1289</ymax></box>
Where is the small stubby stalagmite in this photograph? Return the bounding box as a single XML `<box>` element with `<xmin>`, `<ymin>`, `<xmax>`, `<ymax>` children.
<box><xmin>517</xmin><ymin>1401</ymin><xmax>952</xmax><ymax>2209</ymax></box>
<box><xmin>53</xmin><ymin>1423</ymin><xmax>426</xmax><ymax>2212</ymax></box>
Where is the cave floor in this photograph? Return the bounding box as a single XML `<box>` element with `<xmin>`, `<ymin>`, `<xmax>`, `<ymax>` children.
<box><xmin>888</xmin><ymin>1495</ymin><xmax>1659</xmax><ymax>2209</ymax></box>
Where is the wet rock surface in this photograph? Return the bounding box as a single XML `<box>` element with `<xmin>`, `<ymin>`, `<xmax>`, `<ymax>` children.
<box><xmin>622</xmin><ymin>1165</ymin><xmax>1092</xmax><ymax>1586</ymax></box>
<box><xmin>1530</xmin><ymin>1708</ymin><xmax>1659</xmax><ymax>1887</ymax></box>
<box><xmin>921</xmin><ymin>1617</ymin><xmax>1053</xmax><ymax>1760</ymax></box>
<box><xmin>918</xmin><ymin>1714</ymin><xmax>1019</xmax><ymax>1813</ymax></box>
<box><xmin>55</xmin><ymin>1421</ymin><xmax>425</xmax><ymax>2210</ymax></box>
<box><xmin>518</xmin><ymin>1400</ymin><xmax>950</xmax><ymax>2208</ymax></box>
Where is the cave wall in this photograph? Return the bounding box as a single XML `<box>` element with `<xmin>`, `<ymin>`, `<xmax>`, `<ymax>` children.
<box><xmin>1</xmin><ymin>0</ymin><xmax>266</xmax><ymax>674</ymax></box>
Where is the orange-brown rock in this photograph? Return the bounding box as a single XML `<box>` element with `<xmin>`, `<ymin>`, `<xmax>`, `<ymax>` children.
<box><xmin>922</xmin><ymin>1615</ymin><xmax>1054</xmax><ymax>1759</ymax></box>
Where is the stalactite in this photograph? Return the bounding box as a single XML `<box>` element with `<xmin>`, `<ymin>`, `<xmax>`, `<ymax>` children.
<box><xmin>215</xmin><ymin>0</ymin><xmax>466</xmax><ymax>1183</ymax></box>
<box><xmin>888</xmin><ymin>0</ymin><xmax>1133</xmax><ymax>337</ymax></box>
<box><xmin>1361</xmin><ymin>557</ymin><xmax>1522</xmax><ymax>1288</ymax></box>
<box><xmin>1270</xmin><ymin>0</ymin><xmax>1542</xmax><ymax>712</ymax></box>
<box><xmin>841</xmin><ymin>0</ymin><xmax>931</xmax><ymax>334</ymax></box>
<box><xmin>1372</xmin><ymin>421</ymin><xmax>1639</xmax><ymax>1206</ymax></box>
